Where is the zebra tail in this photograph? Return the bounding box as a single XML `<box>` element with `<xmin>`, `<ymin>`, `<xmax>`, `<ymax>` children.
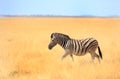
<box><xmin>98</xmin><ymin>46</ymin><xmax>103</xmax><ymax>59</ymax></box>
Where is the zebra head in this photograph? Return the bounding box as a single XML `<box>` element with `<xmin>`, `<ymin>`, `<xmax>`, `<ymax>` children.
<box><xmin>48</xmin><ymin>33</ymin><xmax>70</xmax><ymax>50</ymax></box>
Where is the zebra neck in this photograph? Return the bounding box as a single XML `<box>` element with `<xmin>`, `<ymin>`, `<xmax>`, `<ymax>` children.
<box><xmin>58</xmin><ymin>39</ymin><xmax>68</xmax><ymax>48</ymax></box>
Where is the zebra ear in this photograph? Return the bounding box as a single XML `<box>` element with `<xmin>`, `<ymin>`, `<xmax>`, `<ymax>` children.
<box><xmin>51</xmin><ymin>33</ymin><xmax>54</xmax><ymax>38</ymax></box>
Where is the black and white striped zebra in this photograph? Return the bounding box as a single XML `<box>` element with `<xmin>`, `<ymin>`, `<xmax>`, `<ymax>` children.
<box><xmin>48</xmin><ymin>32</ymin><xmax>102</xmax><ymax>62</ymax></box>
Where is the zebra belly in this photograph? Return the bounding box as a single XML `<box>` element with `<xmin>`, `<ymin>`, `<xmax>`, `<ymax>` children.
<box><xmin>73</xmin><ymin>51</ymin><xmax>86</xmax><ymax>56</ymax></box>
<box><xmin>73</xmin><ymin>52</ymin><xmax>86</xmax><ymax>56</ymax></box>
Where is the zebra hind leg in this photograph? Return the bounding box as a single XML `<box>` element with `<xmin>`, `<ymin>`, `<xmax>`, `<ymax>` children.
<box><xmin>94</xmin><ymin>53</ymin><xmax>100</xmax><ymax>63</ymax></box>
<box><xmin>90</xmin><ymin>52</ymin><xmax>95</xmax><ymax>63</ymax></box>
<box><xmin>90</xmin><ymin>52</ymin><xmax>100</xmax><ymax>63</ymax></box>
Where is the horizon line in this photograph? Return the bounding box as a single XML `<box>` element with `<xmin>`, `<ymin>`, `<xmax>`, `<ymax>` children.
<box><xmin>0</xmin><ymin>15</ymin><xmax>120</xmax><ymax>18</ymax></box>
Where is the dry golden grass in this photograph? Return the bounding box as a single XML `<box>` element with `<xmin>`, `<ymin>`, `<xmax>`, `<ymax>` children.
<box><xmin>0</xmin><ymin>17</ymin><xmax>120</xmax><ymax>79</ymax></box>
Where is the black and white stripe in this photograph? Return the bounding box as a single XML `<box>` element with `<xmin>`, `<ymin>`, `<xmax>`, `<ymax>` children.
<box><xmin>48</xmin><ymin>32</ymin><xmax>102</xmax><ymax>62</ymax></box>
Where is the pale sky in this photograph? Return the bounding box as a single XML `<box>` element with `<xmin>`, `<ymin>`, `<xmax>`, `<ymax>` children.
<box><xmin>0</xmin><ymin>0</ymin><xmax>120</xmax><ymax>16</ymax></box>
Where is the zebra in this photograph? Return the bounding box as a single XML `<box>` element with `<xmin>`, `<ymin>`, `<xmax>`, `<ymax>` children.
<box><xmin>48</xmin><ymin>32</ymin><xmax>102</xmax><ymax>62</ymax></box>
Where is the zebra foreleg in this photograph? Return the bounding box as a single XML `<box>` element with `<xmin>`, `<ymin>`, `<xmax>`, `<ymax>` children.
<box><xmin>61</xmin><ymin>52</ymin><xmax>70</xmax><ymax>60</ymax></box>
<box><xmin>70</xmin><ymin>54</ymin><xmax>74</xmax><ymax>62</ymax></box>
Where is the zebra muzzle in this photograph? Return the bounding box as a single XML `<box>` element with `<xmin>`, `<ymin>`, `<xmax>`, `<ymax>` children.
<box><xmin>48</xmin><ymin>44</ymin><xmax>52</xmax><ymax>50</ymax></box>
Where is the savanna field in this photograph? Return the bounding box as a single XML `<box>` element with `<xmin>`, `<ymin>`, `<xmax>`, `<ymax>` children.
<box><xmin>0</xmin><ymin>17</ymin><xmax>120</xmax><ymax>79</ymax></box>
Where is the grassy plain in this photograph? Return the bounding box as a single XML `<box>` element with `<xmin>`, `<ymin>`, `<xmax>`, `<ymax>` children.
<box><xmin>0</xmin><ymin>17</ymin><xmax>120</xmax><ymax>79</ymax></box>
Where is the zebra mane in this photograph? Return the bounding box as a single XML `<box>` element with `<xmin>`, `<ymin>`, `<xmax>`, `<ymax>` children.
<box><xmin>51</xmin><ymin>33</ymin><xmax>70</xmax><ymax>39</ymax></box>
